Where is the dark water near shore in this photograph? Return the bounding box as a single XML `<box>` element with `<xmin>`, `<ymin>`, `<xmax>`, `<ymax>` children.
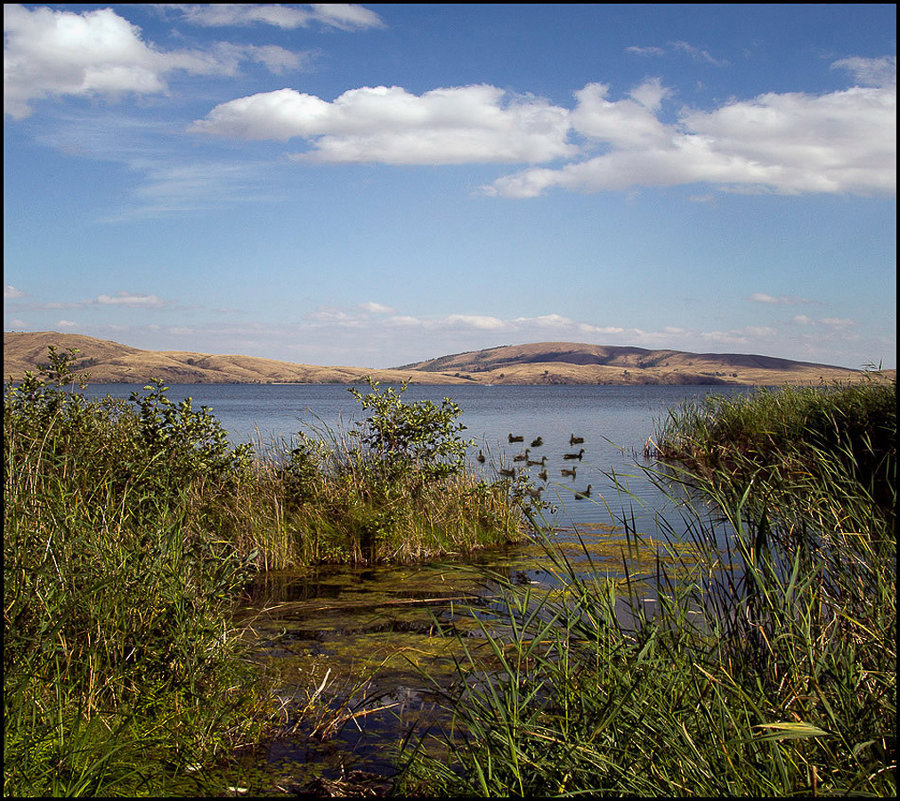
<box><xmin>84</xmin><ymin>382</ymin><xmax>752</xmax><ymax>792</ymax></box>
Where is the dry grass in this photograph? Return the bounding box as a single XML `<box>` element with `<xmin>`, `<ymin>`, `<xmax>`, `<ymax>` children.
<box><xmin>5</xmin><ymin>332</ymin><xmax>878</xmax><ymax>386</ymax></box>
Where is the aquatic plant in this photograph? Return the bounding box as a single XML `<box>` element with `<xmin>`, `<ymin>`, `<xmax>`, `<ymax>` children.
<box><xmin>3</xmin><ymin>349</ymin><xmax>273</xmax><ymax>795</ymax></box>
<box><xmin>400</xmin><ymin>380</ymin><xmax>896</xmax><ymax>796</ymax></box>
<box><xmin>4</xmin><ymin>348</ymin><xmax>528</xmax><ymax>794</ymax></box>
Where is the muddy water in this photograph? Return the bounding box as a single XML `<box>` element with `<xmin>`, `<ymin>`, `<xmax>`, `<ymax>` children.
<box><xmin>228</xmin><ymin>518</ymin><xmax>693</xmax><ymax>795</ymax></box>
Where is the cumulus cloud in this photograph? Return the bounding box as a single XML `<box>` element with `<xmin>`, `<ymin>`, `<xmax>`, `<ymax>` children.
<box><xmin>190</xmin><ymin>85</ymin><xmax>577</xmax><ymax>164</ymax></box>
<box><xmin>193</xmin><ymin>67</ymin><xmax>890</xmax><ymax>196</ymax></box>
<box><xmin>3</xmin><ymin>4</ymin><xmax>310</xmax><ymax>118</ymax></box>
<box><xmin>170</xmin><ymin>4</ymin><xmax>385</xmax><ymax>31</ymax></box>
<box><xmin>487</xmin><ymin>70</ymin><xmax>895</xmax><ymax>198</ymax></box>
<box><xmin>4</xmin><ymin>285</ymin><xmax>26</xmax><ymax>299</ymax></box>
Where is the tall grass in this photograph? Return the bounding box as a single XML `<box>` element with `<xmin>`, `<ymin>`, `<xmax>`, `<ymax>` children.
<box><xmin>4</xmin><ymin>351</ymin><xmax>527</xmax><ymax>795</ymax></box>
<box><xmin>400</xmin><ymin>377</ymin><xmax>896</xmax><ymax>796</ymax></box>
<box><xmin>4</xmin><ymin>370</ymin><xmax>270</xmax><ymax>795</ymax></box>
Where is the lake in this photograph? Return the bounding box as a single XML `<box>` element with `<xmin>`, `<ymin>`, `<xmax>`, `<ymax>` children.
<box><xmin>83</xmin><ymin>382</ymin><xmax>754</xmax><ymax>533</ymax></box>
<box><xmin>81</xmin><ymin>381</ymin><xmax>756</xmax><ymax>789</ymax></box>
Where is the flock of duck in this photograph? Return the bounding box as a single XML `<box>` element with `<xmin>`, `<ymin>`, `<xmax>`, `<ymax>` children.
<box><xmin>476</xmin><ymin>432</ymin><xmax>592</xmax><ymax>500</ymax></box>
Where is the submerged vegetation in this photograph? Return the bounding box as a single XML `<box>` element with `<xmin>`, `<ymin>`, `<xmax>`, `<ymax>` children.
<box><xmin>3</xmin><ymin>348</ymin><xmax>525</xmax><ymax>796</ymax></box>
<box><xmin>401</xmin><ymin>374</ymin><xmax>896</xmax><ymax>796</ymax></box>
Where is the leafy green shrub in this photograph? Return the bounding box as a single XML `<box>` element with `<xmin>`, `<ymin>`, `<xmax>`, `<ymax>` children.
<box><xmin>347</xmin><ymin>377</ymin><xmax>473</xmax><ymax>482</ymax></box>
<box><xmin>4</xmin><ymin>351</ymin><xmax>271</xmax><ymax>795</ymax></box>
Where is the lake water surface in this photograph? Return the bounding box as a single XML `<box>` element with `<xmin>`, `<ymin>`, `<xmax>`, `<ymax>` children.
<box><xmin>85</xmin><ymin>382</ymin><xmax>753</xmax><ymax>532</ymax></box>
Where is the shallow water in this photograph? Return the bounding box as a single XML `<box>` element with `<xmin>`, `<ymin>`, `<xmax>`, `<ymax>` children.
<box><xmin>79</xmin><ymin>382</ymin><xmax>748</xmax><ymax>792</ymax></box>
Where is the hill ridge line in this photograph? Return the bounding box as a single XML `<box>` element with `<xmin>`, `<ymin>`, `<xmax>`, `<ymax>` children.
<box><xmin>4</xmin><ymin>331</ymin><xmax>873</xmax><ymax>387</ymax></box>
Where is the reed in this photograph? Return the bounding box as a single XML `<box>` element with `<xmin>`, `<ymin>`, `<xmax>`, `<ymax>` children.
<box><xmin>4</xmin><ymin>350</ymin><xmax>527</xmax><ymax>794</ymax></box>
<box><xmin>400</xmin><ymin>379</ymin><xmax>896</xmax><ymax>796</ymax></box>
<box><xmin>4</xmin><ymin>369</ymin><xmax>272</xmax><ymax>795</ymax></box>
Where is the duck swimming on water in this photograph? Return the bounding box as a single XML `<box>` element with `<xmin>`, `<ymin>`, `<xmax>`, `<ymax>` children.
<box><xmin>563</xmin><ymin>449</ymin><xmax>584</xmax><ymax>461</ymax></box>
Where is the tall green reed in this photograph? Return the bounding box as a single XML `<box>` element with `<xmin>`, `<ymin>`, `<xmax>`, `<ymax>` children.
<box><xmin>401</xmin><ymin>380</ymin><xmax>896</xmax><ymax>796</ymax></box>
<box><xmin>4</xmin><ymin>354</ymin><xmax>272</xmax><ymax>795</ymax></box>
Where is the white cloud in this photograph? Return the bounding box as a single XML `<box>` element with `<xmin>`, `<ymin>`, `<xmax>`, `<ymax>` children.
<box><xmin>57</xmin><ymin>319</ymin><xmax>78</xmax><ymax>328</ymax></box>
<box><xmin>358</xmin><ymin>301</ymin><xmax>395</xmax><ymax>314</ymax></box>
<box><xmin>171</xmin><ymin>4</ymin><xmax>385</xmax><ymax>31</ymax></box>
<box><xmin>626</xmin><ymin>40</ymin><xmax>728</xmax><ymax>66</ymax></box>
<box><xmin>831</xmin><ymin>56</ymin><xmax>896</xmax><ymax>88</ymax></box>
<box><xmin>749</xmin><ymin>292</ymin><xmax>815</xmax><ymax>305</ymax></box>
<box><xmin>191</xmin><ymin>85</ymin><xmax>577</xmax><ymax>164</ymax></box>
<box><xmin>444</xmin><ymin>314</ymin><xmax>507</xmax><ymax>330</ymax></box>
<box><xmin>4</xmin><ymin>285</ymin><xmax>26</xmax><ymax>299</ymax></box>
<box><xmin>820</xmin><ymin>317</ymin><xmax>856</xmax><ymax>329</ymax></box>
<box><xmin>224</xmin><ymin>43</ymin><xmax>310</xmax><ymax>75</ymax></box>
<box><xmin>488</xmin><ymin>71</ymin><xmax>895</xmax><ymax>198</ymax></box>
<box><xmin>570</xmin><ymin>81</ymin><xmax>670</xmax><ymax>148</ymax></box>
<box><xmin>670</xmin><ymin>40</ymin><xmax>728</xmax><ymax>68</ymax></box>
<box><xmin>96</xmin><ymin>292</ymin><xmax>165</xmax><ymax>308</ymax></box>
<box><xmin>625</xmin><ymin>45</ymin><xmax>666</xmax><ymax>57</ymax></box>
<box><xmin>3</xmin><ymin>4</ymin><xmax>310</xmax><ymax>119</ymax></box>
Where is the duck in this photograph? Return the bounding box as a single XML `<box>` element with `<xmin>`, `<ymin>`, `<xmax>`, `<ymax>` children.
<box><xmin>569</xmin><ymin>434</ymin><xmax>584</xmax><ymax>445</ymax></box>
<box><xmin>563</xmin><ymin>448</ymin><xmax>585</xmax><ymax>461</ymax></box>
<box><xmin>561</xmin><ymin>466</ymin><xmax>577</xmax><ymax>479</ymax></box>
<box><xmin>508</xmin><ymin>433</ymin><xmax>524</xmax><ymax>443</ymax></box>
<box><xmin>574</xmin><ymin>484</ymin><xmax>592</xmax><ymax>500</ymax></box>
<box><xmin>476</xmin><ymin>449</ymin><xmax>486</xmax><ymax>463</ymax></box>
<box><xmin>513</xmin><ymin>449</ymin><xmax>530</xmax><ymax>462</ymax></box>
<box><xmin>525</xmin><ymin>486</ymin><xmax>543</xmax><ymax>499</ymax></box>
<box><xmin>530</xmin><ymin>436</ymin><xmax>543</xmax><ymax>448</ymax></box>
<box><xmin>526</xmin><ymin>455</ymin><xmax>546</xmax><ymax>467</ymax></box>
<box><xmin>537</xmin><ymin>469</ymin><xmax>548</xmax><ymax>482</ymax></box>
<box><xmin>499</xmin><ymin>467</ymin><xmax>516</xmax><ymax>478</ymax></box>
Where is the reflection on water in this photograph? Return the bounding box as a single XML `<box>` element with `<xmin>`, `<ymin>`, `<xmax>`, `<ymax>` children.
<box><xmin>233</xmin><ymin>518</ymin><xmax>714</xmax><ymax>791</ymax></box>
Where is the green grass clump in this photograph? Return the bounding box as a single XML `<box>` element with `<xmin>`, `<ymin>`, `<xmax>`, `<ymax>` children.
<box><xmin>4</xmin><ymin>348</ymin><xmax>526</xmax><ymax>795</ymax></box>
<box><xmin>653</xmin><ymin>374</ymin><xmax>895</xmax><ymax>509</ymax></box>
<box><xmin>4</xmin><ymin>352</ymin><xmax>274</xmax><ymax>796</ymax></box>
<box><xmin>401</xmin><ymin>379</ymin><xmax>896</xmax><ymax>796</ymax></box>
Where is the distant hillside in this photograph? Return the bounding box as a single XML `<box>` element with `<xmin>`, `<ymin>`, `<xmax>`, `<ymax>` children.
<box><xmin>398</xmin><ymin>341</ymin><xmax>868</xmax><ymax>386</ymax></box>
<box><xmin>4</xmin><ymin>332</ymin><xmax>879</xmax><ymax>386</ymax></box>
<box><xmin>2</xmin><ymin>332</ymin><xmax>462</xmax><ymax>385</ymax></box>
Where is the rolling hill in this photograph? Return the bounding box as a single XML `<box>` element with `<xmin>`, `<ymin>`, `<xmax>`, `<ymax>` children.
<box><xmin>3</xmin><ymin>332</ymin><xmax>877</xmax><ymax>386</ymax></box>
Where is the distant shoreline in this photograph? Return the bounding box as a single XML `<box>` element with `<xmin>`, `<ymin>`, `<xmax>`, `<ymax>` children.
<box><xmin>5</xmin><ymin>332</ymin><xmax>891</xmax><ymax>388</ymax></box>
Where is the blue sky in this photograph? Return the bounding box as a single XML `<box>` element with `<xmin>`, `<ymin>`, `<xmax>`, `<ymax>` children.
<box><xmin>4</xmin><ymin>4</ymin><xmax>896</xmax><ymax>370</ymax></box>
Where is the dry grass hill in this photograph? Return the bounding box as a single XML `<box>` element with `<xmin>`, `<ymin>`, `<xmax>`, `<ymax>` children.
<box><xmin>4</xmin><ymin>331</ymin><xmax>883</xmax><ymax>387</ymax></box>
